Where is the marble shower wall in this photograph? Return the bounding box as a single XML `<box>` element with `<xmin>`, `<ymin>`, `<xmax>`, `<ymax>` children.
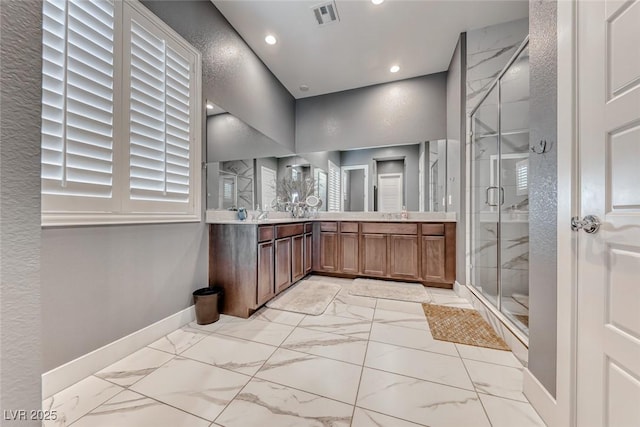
<box><xmin>466</xmin><ymin>18</ymin><xmax>529</xmax><ymax>114</ymax></box>
<box><xmin>221</xmin><ymin>159</ymin><xmax>255</xmax><ymax>210</ymax></box>
<box><xmin>466</xmin><ymin>18</ymin><xmax>529</xmax><ymax>311</ymax></box>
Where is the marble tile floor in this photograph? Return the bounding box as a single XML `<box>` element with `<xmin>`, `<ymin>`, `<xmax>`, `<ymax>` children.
<box><xmin>43</xmin><ymin>276</ymin><xmax>546</xmax><ymax>427</ymax></box>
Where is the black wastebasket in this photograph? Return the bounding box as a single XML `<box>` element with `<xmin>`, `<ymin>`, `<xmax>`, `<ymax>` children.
<box><xmin>193</xmin><ymin>287</ymin><xmax>224</xmax><ymax>325</ymax></box>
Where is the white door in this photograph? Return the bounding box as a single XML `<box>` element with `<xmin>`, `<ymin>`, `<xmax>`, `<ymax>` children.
<box><xmin>260</xmin><ymin>166</ymin><xmax>277</xmax><ymax>210</ymax></box>
<box><xmin>576</xmin><ymin>1</ymin><xmax>640</xmax><ymax>426</ymax></box>
<box><xmin>377</xmin><ymin>173</ymin><xmax>403</xmax><ymax>212</ymax></box>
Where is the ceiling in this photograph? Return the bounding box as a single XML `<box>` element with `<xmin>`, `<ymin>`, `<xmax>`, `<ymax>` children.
<box><xmin>211</xmin><ymin>0</ymin><xmax>528</xmax><ymax>99</ymax></box>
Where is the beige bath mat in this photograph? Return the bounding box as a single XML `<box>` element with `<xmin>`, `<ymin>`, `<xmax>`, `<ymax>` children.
<box><xmin>266</xmin><ymin>280</ymin><xmax>341</xmax><ymax>315</ymax></box>
<box><xmin>349</xmin><ymin>278</ymin><xmax>431</xmax><ymax>303</ymax></box>
<box><xmin>422</xmin><ymin>303</ymin><xmax>510</xmax><ymax>351</ymax></box>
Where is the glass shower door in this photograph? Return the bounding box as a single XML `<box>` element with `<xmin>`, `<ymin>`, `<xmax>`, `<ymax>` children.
<box><xmin>470</xmin><ymin>86</ymin><xmax>500</xmax><ymax>306</ymax></box>
<box><xmin>499</xmin><ymin>46</ymin><xmax>530</xmax><ymax>332</ymax></box>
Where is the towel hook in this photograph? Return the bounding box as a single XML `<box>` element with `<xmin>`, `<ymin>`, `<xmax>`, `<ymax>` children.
<box><xmin>531</xmin><ymin>140</ymin><xmax>550</xmax><ymax>154</ymax></box>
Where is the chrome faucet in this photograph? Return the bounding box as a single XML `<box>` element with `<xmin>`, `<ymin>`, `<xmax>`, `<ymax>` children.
<box><xmin>255</xmin><ymin>204</ymin><xmax>268</xmax><ymax>221</ymax></box>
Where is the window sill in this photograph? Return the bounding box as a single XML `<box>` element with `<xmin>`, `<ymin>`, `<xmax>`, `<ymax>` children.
<box><xmin>41</xmin><ymin>212</ymin><xmax>202</xmax><ymax>228</ymax></box>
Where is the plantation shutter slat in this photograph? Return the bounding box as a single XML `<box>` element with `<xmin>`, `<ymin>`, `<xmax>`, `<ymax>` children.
<box><xmin>328</xmin><ymin>161</ymin><xmax>341</xmax><ymax>212</ymax></box>
<box><xmin>41</xmin><ymin>0</ymin><xmax>115</xmax><ymax>200</ymax></box>
<box><xmin>127</xmin><ymin>15</ymin><xmax>191</xmax><ymax>203</ymax></box>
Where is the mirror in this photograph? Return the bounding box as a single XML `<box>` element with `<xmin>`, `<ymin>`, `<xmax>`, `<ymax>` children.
<box><xmin>206</xmin><ymin>101</ymin><xmax>449</xmax><ymax>212</ymax></box>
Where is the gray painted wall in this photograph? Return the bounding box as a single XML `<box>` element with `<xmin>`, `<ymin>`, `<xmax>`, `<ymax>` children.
<box><xmin>1</xmin><ymin>0</ymin><xmax>43</xmax><ymax>418</ymax></box>
<box><xmin>42</xmin><ymin>224</ymin><xmax>208</xmax><ymax>371</ymax></box>
<box><xmin>447</xmin><ymin>34</ymin><xmax>467</xmax><ymax>284</ymax></box>
<box><xmin>346</xmin><ymin>170</ymin><xmax>366</xmax><ymax>212</ymax></box>
<box><xmin>341</xmin><ymin>144</ymin><xmax>420</xmax><ymax>211</ymax></box>
<box><xmin>143</xmin><ymin>0</ymin><xmax>295</xmax><ymax>151</ymax></box>
<box><xmin>207</xmin><ymin>113</ymin><xmax>293</xmax><ymax>162</ymax></box>
<box><xmin>296</xmin><ymin>74</ymin><xmax>447</xmax><ymax>154</ymax></box>
<box><xmin>528</xmin><ymin>0</ymin><xmax>557</xmax><ymax>397</ymax></box>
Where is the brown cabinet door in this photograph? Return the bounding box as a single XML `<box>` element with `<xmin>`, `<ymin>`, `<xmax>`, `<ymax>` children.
<box><xmin>319</xmin><ymin>232</ymin><xmax>338</xmax><ymax>272</ymax></box>
<box><xmin>257</xmin><ymin>241</ymin><xmax>275</xmax><ymax>306</ymax></box>
<box><xmin>389</xmin><ymin>235</ymin><xmax>419</xmax><ymax>279</ymax></box>
<box><xmin>275</xmin><ymin>238</ymin><xmax>292</xmax><ymax>293</ymax></box>
<box><xmin>361</xmin><ymin>234</ymin><xmax>387</xmax><ymax>277</ymax></box>
<box><xmin>340</xmin><ymin>233</ymin><xmax>359</xmax><ymax>274</ymax></box>
<box><xmin>304</xmin><ymin>233</ymin><xmax>312</xmax><ymax>274</ymax></box>
<box><xmin>291</xmin><ymin>234</ymin><xmax>304</xmax><ymax>283</ymax></box>
<box><xmin>422</xmin><ymin>235</ymin><xmax>446</xmax><ymax>282</ymax></box>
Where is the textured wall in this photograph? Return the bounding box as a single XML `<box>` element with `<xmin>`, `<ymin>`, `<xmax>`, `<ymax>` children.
<box><xmin>296</xmin><ymin>73</ymin><xmax>447</xmax><ymax>154</ymax></box>
<box><xmin>143</xmin><ymin>0</ymin><xmax>295</xmax><ymax>151</ymax></box>
<box><xmin>0</xmin><ymin>0</ymin><xmax>43</xmax><ymax>420</ymax></box>
<box><xmin>528</xmin><ymin>0</ymin><xmax>557</xmax><ymax>397</ymax></box>
<box><xmin>446</xmin><ymin>35</ymin><xmax>467</xmax><ymax>283</ymax></box>
<box><xmin>42</xmin><ymin>224</ymin><xmax>208</xmax><ymax>371</ymax></box>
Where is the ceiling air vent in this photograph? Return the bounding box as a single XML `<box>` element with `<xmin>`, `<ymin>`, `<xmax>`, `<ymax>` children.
<box><xmin>311</xmin><ymin>1</ymin><xmax>340</xmax><ymax>26</ymax></box>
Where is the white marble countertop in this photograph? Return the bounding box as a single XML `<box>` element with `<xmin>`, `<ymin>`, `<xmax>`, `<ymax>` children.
<box><xmin>205</xmin><ymin>210</ymin><xmax>457</xmax><ymax>224</ymax></box>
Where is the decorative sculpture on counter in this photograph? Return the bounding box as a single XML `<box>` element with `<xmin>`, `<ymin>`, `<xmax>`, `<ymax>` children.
<box><xmin>275</xmin><ymin>176</ymin><xmax>316</xmax><ymax>218</ymax></box>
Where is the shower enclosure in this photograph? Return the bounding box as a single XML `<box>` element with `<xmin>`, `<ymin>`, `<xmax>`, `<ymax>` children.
<box><xmin>470</xmin><ymin>38</ymin><xmax>530</xmax><ymax>334</ymax></box>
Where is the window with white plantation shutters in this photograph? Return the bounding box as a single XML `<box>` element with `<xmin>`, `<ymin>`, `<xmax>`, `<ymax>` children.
<box><xmin>41</xmin><ymin>0</ymin><xmax>116</xmax><ymax>212</ymax></box>
<box><xmin>41</xmin><ymin>0</ymin><xmax>202</xmax><ymax>225</ymax></box>
<box><xmin>328</xmin><ymin>160</ymin><xmax>341</xmax><ymax>212</ymax></box>
<box><xmin>127</xmin><ymin>15</ymin><xmax>191</xmax><ymax>207</ymax></box>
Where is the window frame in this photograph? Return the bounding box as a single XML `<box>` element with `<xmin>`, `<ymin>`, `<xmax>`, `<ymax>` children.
<box><xmin>41</xmin><ymin>0</ymin><xmax>202</xmax><ymax>227</ymax></box>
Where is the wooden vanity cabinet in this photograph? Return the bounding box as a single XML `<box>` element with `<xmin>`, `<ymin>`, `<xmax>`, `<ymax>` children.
<box><xmin>421</xmin><ymin>222</ymin><xmax>456</xmax><ymax>284</ymax></box>
<box><xmin>304</xmin><ymin>228</ymin><xmax>313</xmax><ymax>274</ymax></box>
<box><xmin>361</xmin><ymin>233</ymin><xmax>387</xmax><ymax>277</ymax></box>
<box><xmin>314</xmin><ymin>222</ymin><xmax>338</xmax><ymax>272</ymax></box>
<box><xmin>389</xmin><ymin>234</ymin><xmax>419</xmax><ymax>280</ymax></box>
<box><xmin>312</xmin><ymin>220</ymin><xmax>455</xmax><ymax>288</ymax></box>
<box><xmin>274</xmin><ymin>237</ymin><xmax>292</xmax><ymax>293</ymax></box>
<box><xmin>257</xmin><ymin>241</ymin><xmax>275</xmax><ymax>306</ymax></box>
<box><xmin>339</xmin><ymin>222</ymin><xmax>359</xmax><ymax>274</ymax></box>
<box><xmin>291</xmin><ymin>234</ymin><xmax>305</xmax><ymax>283</ymax></box>
<box><xmin>209</xmin><ymin>222</ymin><xmax>312</xmax><ymax>319</ymax></box>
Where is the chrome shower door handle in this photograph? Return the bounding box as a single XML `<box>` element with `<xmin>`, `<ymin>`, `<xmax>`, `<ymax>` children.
<box><xmin>571</xmin><ymin>215</ymin><xmax>601</xmax><ymax>234</ymax></box>
<box><xmin>485</xmin><ymin>186</ymin><xmax>500</xmax><ymax>207</ymax></box>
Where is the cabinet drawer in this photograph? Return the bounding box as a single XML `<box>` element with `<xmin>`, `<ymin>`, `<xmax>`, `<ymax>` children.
<box><xmin>258</xmin><ymin>226</ymin><xmax>274</xmax><ymax>242</ymax></box>
<box><xmin>340</xmin><ymin>222</ymin><xmax>358</xmax><ymax>233</ymax></box>
<box><xmin>421</xmin><ymin>223</ymin><xmax>445</xmax><ymax>236</ymax></box>
<box><xmin>361</xmin><ymin>222</ymin><xmax>417</xmax><ymax>235</ymax></box>
<box><xmin>276</xmin><ymin>224</ymin><xmax>304</xmax><ymax>239</ymax></box>
<box><xmin>319</xmin><ymin>222</ymin><xmax>338</xmax><ymax>232</ymax></box>
<box><xmin>304</xmin><ymin>222</ymin><xmax>313</xmax><ymax>233</ymax></box>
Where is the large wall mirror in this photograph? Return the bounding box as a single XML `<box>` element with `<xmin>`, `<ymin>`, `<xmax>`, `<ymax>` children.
<box><xmin>206</xmin><ymin>101</ymin><xmax>449</xmax><ymax>213</ymax></box>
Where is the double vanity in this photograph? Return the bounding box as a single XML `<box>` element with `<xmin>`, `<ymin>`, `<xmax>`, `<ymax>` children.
<box><xmin>208</xmin><ymin>214</ymin><xmax>456</xmax><ymax>318</ymax></box>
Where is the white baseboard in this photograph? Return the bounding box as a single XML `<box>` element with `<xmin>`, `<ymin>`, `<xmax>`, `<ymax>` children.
<box><xmin>42</xmin><ymin>305</ymin><xmax>195</xmax><ymax>399</ymax></box>
<box><xmin>523</xmin><ymin>368</ymin><xmax>557</xmax><ymax>427</ymax></box>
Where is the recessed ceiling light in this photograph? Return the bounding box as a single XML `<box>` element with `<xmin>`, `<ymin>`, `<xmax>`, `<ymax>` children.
<box><xmin>206</xmin><ymin>103</ymin><xmax>214</xmax><ymax>109</ymax></box>
<box><xmin>372</xmin><ymin>0</ymin><xmax>384</xmax><ymax>4</ymax></box>
<box><xmin>390</xmin><ymin>65</ymin><xmax>400</xmax><ymax>73</ymax></box>
<box><xmin>265</xmin><ymin>34</ymin><xmax>277</xmax><ymax>45</ymax></box>
<box><xmin>299</xmin><ymin>84</ymin><xmax>310</xmax><ymax>92</ymax></box>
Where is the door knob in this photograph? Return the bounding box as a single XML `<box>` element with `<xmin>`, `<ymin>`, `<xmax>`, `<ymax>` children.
<box><xmin>571</xmin><ymin>215</ymin><xmax>600</xmax><ymax>234</ymax></box>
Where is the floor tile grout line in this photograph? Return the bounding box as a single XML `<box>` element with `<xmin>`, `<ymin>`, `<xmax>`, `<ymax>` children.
<box><xmin>353</xmin><ymin>405</ymin><xmax>430</xmax><ymax>427</ymax></box>
<box><xmin>349</xmin><ymin>297</ymin><xmax>377</xmax><ymax>426</ymax></box>
<box><xmin>207</xmin><ymin>314</ymin><xmax>303</xmax><ymax>426</ymax></box>
<box><xmin>213</xmin><ymin>311</ymin><xmax>358</xmax><ymax>425</ymax></box>
<box><xmin>60</xmin><ymin>380</ymin><xmax>126</xmax><ymax>427</ymax></box>
<box><xmin>457</xmin><ymin>343</ymin><xmax>495</xmax><ymax>427</ymax></box>
<box><xmin>147</xmin><ymin>327</ymin><xmax>211</xmax><ymax>357</ymax></box>
<box><xmin>475</xmin><ymin>389</ymin><xmax>531</xmax><ymax>404</ymax></box>
<box><xmin>96</xmin><ymin>347</ymin><xmax>177</xmax><ymax>390</ymax></box>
